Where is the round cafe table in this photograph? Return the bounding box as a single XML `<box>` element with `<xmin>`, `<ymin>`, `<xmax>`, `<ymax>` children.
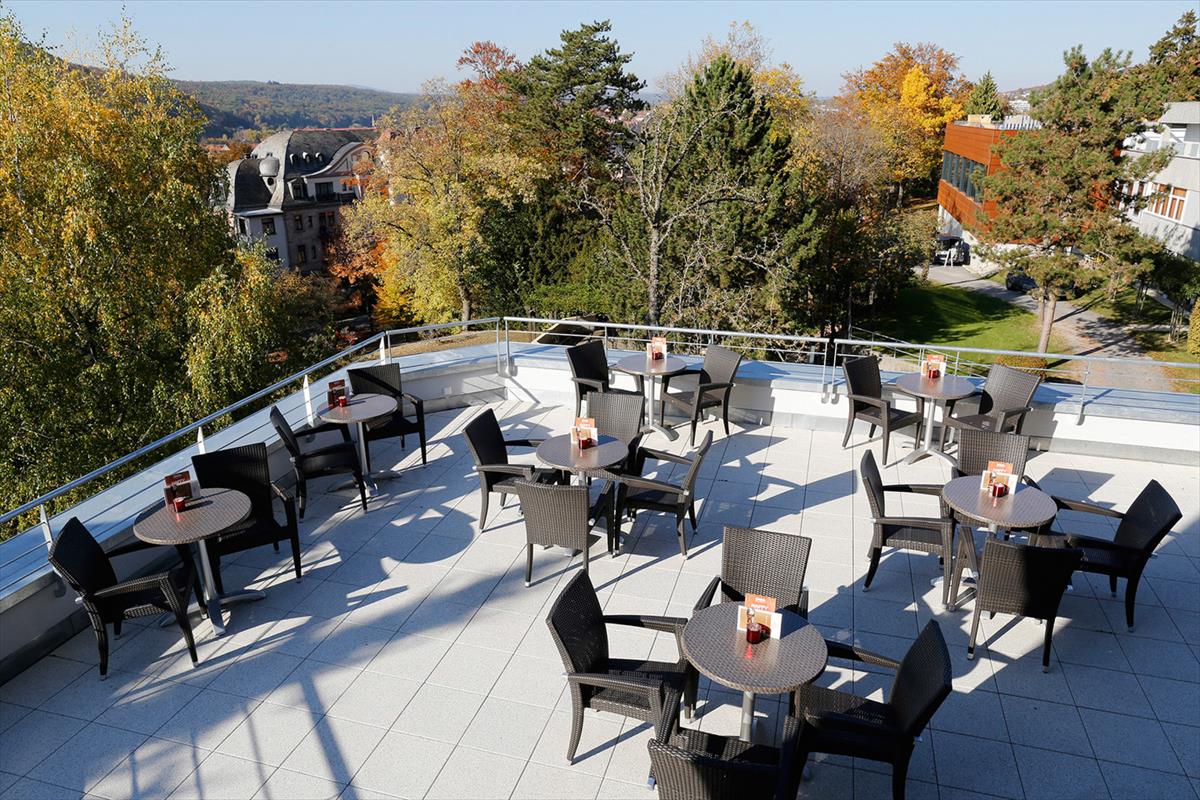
<box><xmin>892</xmin><ymin>372</ymin><xmax>977</xmax><ymax>466</ymax></box>
<box><xmin>134</xmin><ymin>487</ymin><xmax>253</xmax><ymax>637</ymax></box>
<box><xmin>536</xmin><ymin>433</ymin><xmax>627</xmax><ymax>482</ymax></box>
<box><xmin>614</xmin><ymin>354</ymin><xmax>687</xmax><ymax>441</ymax></box>
<box><xmin>682</xmin><ymin>602</ymin><xmax>827</xmax><ymax>742</ymax></box>
<box><xmin>318</xmin><ymin>392</ymin><xmax>398</xmax><ymax>493</ymax></box>
<box><xmin>941</xmin><ymin>474</ymin><xmax>1059</xmax><ymax>609</ymax></box>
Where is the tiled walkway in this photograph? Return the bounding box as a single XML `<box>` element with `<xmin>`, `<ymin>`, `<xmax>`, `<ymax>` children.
<box><xmin>1</xmin><ymin>401</ymin><xmax>1197</xmax><ymax>799</ymax></box>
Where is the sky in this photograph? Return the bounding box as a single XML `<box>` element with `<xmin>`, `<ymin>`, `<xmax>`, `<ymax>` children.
<box><xmin>5</xmin><ymin>0</ymin><xmax>1195</xmax><ymax>96</ymax></box>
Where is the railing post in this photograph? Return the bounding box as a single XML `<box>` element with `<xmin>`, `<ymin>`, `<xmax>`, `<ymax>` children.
<box><xmin>39</xmin><ymin>504</ymin><xmax>52</xmax><ymax>550</ymax></box>
<box><xmin>1076</xmin><ymin>363</ymin><xmax>1090</xmax><ymax>425</ymax></box>
<box><xmin>504</xmin><ymin>318</ymin><xmax>512</xmax><ymax>376</ymax></box>
<box><xmin>952</xmin><ymin>352</ymin><xmax>961</xmax><ymax>376</ymax></box>
<box><xmin>494</xmin><ymin>322</ymin><xmax>502</xmax><ymax>377</ymax></box>
<box><xmin>303</xmin><ymin>374</ymin><xmax>315</xmax><ymax>426</ymax></box>
<box><xmin>379</xmin><ymin>334</ymin><xmax>387</xmax><ymax>365</ymax></box>
<box><xmin>196</xmin><ymin>426</ymin><xmax>206</xmax><ymax>454</ymax></box>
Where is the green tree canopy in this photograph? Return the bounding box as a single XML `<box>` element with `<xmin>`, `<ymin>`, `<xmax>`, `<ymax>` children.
<box><xmin>1144</xmin><ymin>10</ymin><xmax>1199</xmax><ymax>101</ymax></box>
<box><xmin>964</xmin><ymin>71</ymin><xmax>1008</xmax><ymax>118</ymax></box>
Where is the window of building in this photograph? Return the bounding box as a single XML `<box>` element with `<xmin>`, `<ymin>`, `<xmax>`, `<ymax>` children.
<box><xmin>296</xmin><ymin>246</ymin><xmax>307</xmax><ymax>265</ymax></box>
<box><xmin>294</xmin><ymin>214</ymin><xmax>304</xmax><ymax>232</ymax></box>
<box><xmin>1149</xmin><ymin>185</ymin><xmax>1188</xmax><ymax>221</ymax></box>
<box><xmin>315</xmin><ymin>182</ymin><xmax>333</xmax><ymax>200</ymax></box>
<box><xmin>237</xmin><ymin>218</ymin><xmax>247</xmax><ymax>235</ymax></box>
<box><xmin>262</xmin><ymin>218</ymin><xmax>276</xmax><ymax>236</ymax></box>
<box><xmin>307</xmin><ymin>215</ymin><xmax>313</xmax><ymax>229</ymax></box>
<box><xmin>311</xmin><ymin>244</ymin><xmax>317</xmax><ymax>260</ymax></box>
<box><xmin>266</xmin><ymin>248</ymin><xmax>279</xmax><ymax>261</ymax></box>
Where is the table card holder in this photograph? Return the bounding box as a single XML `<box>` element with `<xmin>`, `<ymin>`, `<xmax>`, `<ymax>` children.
<box><xmin>571</xmin><ymin>417</ymin><xmax>598</xmax><ymax>449</ymax></box>
<box><xmin>737</xmin><ymin>594</ymin><xmax>782</xmax><ymax>642</ymax></box>
<box><xmin>327</xmin><ymin>379</ymin><xmax>347</xmax><ymax>408</ymax></box>
<box><xmin>921</xmin><ymin>353</ymin><xmax>945</xmax><ymax>380</ymax></box>
<box><xmin>164</xmin><ymin>471</ymin><xmax>193</xmax><ymax>512</ymax></box>
<box><xmin>647</xmin><ymin>336</ymin><xmax>667</xmax><ymax>361</ymax></box>
<box><xmin>981</xmin><ymin>460</ymin><xmax>1016</xmax><ymax>498</ymax></box>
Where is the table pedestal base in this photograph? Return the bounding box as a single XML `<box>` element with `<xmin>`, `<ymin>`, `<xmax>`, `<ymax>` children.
<box><xmin>644</xmin><ymin>375</ymin><xmax>678</xmax><ymax>442</ymax></box>
<box><xmin>898</xmin><ymin>400</ymin><xmax>955</xmax><ymax>467</ymax></box>
<box><xmin>740</xmin><ymin>691</ymin><xmax>756</xmax><ymax>742</ymax></box>
<box><xmin>164</xmin><ymin>590</ymin><xmax>265</xmax><ymax>636</ymax></box>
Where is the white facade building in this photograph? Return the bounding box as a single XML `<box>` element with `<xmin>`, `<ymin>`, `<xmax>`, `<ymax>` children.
<box><xmin>1122</xmin><ymin>101</ymin><xmax>1200</xmax><ymax>262</ymax></box>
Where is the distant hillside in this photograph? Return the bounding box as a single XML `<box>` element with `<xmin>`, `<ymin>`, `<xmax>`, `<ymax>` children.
<box><xmin>173</xmin><ymin>79</ymin><xmax>418</xmax><ymax>137</ymax></box>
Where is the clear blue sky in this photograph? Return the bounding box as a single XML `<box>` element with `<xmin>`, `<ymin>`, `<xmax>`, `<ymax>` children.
<box><xmin>6</xmin><ymin>0</ymin><xmax>1195</xmax><ymax>96</ymax></box>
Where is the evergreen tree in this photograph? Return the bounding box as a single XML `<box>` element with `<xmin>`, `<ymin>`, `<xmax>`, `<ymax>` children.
<box><xmin>964</xmin><ymin>71</ymin><xmax>1008</xmax><ymax>118</ymax></box>
<box><xmin>1144</xmin><ymin>10</ymin><xmax>1199</xmax><ymax>101</ymax></box>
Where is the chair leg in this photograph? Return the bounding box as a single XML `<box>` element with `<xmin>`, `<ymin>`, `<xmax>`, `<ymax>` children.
<box><xmin>688</xmin><ymin>502</ymin><xmax>697</xmax><ymax>531</ymax></box>
<box><xmin>525</xmin><ymin>543</ymin><xmax>533</xmax><ymax>587</ymax></box>
<box><xmin>566</xmin><ymin>694</ymin><xmax>585</xmax><ymax>763</ymax></box>
<box><xmin>1042</xmin><ymin>617</ymin><xmax>1055</xmax><ymax>673</ymax></box>
<box><xmin>575</xmin><ymin>393</ymin><xmax>582</xmax><ymax>420</ymax></box>
<box><xmin>722</xmin><ymin>398</ymin><xmax>731</xmax><ymax>437</ymax></box>
<box><xmin>967</xmin><ymin>603</ymin><xmax>983</xmax><ymax>659</ymax></box>
<box><xmin>177</xmin><ymin>611</ymin><xmax>198</xmax><ymax>666</ymax></box>
<box><xmin>113</xmin><ymin>619</ymin><xmax>122</xmax><ymax>638</ymax></box>
<box><xmin>355</xmin><ymin>473</ymin><xmax>368</xmax><ymax>512</ymax></box>
<box><xmin>1124</xmin><ymin>574</ymin><xmax>1140</xmax><ymax>632</ymax></box>
<box><xmin>683</xmin><ymin>667</ymin><xmax>698</xmax><ymax>719</ymax></box>
<box><xmin>290</xmin><ymin>534</ymin><xmax>303</xmax><ymax>582</ymax></box>
<box><xmin>212</xmin><ymin>557</ymin><xmax>225</xmax><ymax>596</ymax></box>
<box><xmin>479</xmin><ymin>488</ymin><xmax>491</xmax><ymax>531</ymax></box>
<box><xmin>864</xmin><ymin>547</ymin><xmax>882</xmax><ymax>590</ymax></box>
<box><xmin>892</xmin><ymin>749</ymin><xmax>912</xmax><ymax>800</ymax></box>
<box><xmin>689</xmin><ymin>416</ymin><xmax>698</xmax><ymax>447</ymax></box>
<box><xmin>297</xmin><ymin>477</ymin><xmax>308</xmax><ymax>520</ymax></box>
<box><xmin>867</xmin><ymin>423</ymin><xmax>877</xmax><ymax>440</ymax></box>
<box><xmin>418</xmin><ymin>427</ymin><xmax>428</xmax><ymax>465</ymax></box>
<box><xmin>1109</xmin><ymin>574</ymin><xmax>1118</xmax><ymax>597</ymax></box>
<box><xmin>676</xmin><ymin>515</ymin><xmax>688</xmax><ymax>558</ymax></box>
<box><xmin>842</xmin><ymin>411</ymin><xmax>854</xmax><ymax>449</ymax></box>
<box><xmin>273</xmin><ymin>542</ymin><xmax>280</xmax><ymax>552</ymax></box>
<box><xmin>94</xmin><ymin>623</ymin><xmax>109</xmax><ymax>678</ymax></box>
<box><xmin>880</xmin><ymin>421</ymin><xmax>890</xmax><ymax>464</ymax></box>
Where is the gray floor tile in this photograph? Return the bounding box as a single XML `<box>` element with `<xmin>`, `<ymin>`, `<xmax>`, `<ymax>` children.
<box><xmin>38</xmin><ymin>670</ymin><xmax>144</xmax><ymax>722</ymax></box>
<box><xmin>0</xmin><ymin>776</ymin><xmax>85</xmax><ymax>800</ymax></box>
<box><xmin>215</xmin><ymin>702</ymin><xmax>320</xmax><ymax>767</ymax></box>
<box><xmin>931</xmin><ymin>731</ymin><xmax>1022</xmax><ymax>799</ymax></box>
<box><xmin>1062</xmin><ymin>662</ymin><xmax>1155</xmax><ymax>718</ymax></box>
<box><xmin>1000</xmin><ymin>694</ymin><xmax>1094</xmax><ymax>757</ymax></box>
<box><xmin>460</xmin><ymin>697</ymin><xmax>552</xmax><ymax>759</ymax></box>
<box><xmin>350</xmin><ymin>731</ymin><xmax>453</xmax><ymax>797</ymax></box>
<box><xmin>91</xmin><ymin>736</ymin><xmax>206</xmax><ymax>800</ymax></box>
<box><xmin>0</xmin><ymin>702</ymin><xmax>30</xmax><ymax>736</ymax></box>
<box><xmin>326</xmin><ymin>671</ymin><xmax>419</xmax><ymax>729</ymax></box>
<box><xmin>511</xmin><ymin>762</ymin><xmax>603</xmax><ymax>799</ymax></box>
<box><xmin>27</xmin><ymin>722</ymin><xmax>147</xmax><ymax>793</ymax></box>
<box><xmin>1098</xmin><ymin>760</ymin><xmax>1199</xmax><ymax>800</ymax></box>
<box><xmin>0</xmin><ymin>657</ymin><xmax>90</xmax><ymax>709</ymax></box>
<box><xmin>1138</xmin><ymin>673</ymin><xmax>1200</xmax><ymax>726</ymax></box>
<box><xmin>96</xmin><ymin>677</ymin><xmax>202</xmax><ymax>735</ymax></box>
<box><xmin>425</xmin><ymin>642</ymin><xmax>511</xmax><ymax>695</ymax></box>
<box><xmin>1162</xmin><ymin>721</ymin><xmax>1200</xmax><ymax>779</ymax></box>
<box><xmin>253</xmin><ymin>767</ymin><xmax>344</xmax><ymax>799</ymax></box>
<box><xmin>391</xmin><ymin>684</ymin><xmax>485</xmax><ymax>744</ymax></box>
<box><xmin>424</xmin><ymin>745</ymin><xmax>526</xmax><ymax>799</ymax></box>
<box><xmin>259</xmin><ymin>660</ymin><xmax>360</xmax><ymax>714</ymax></box>
<box><xmin>154</xmin><ymin>688</ymin><xmax>261</xmax><ymax>751</ymax></box>
<box><xmin>279</xmin><ymin>717</ymin><xmax>386</xmax><ymax>783</ymax></box>
<box><xmin>167</xmin><ymin>752</ymin><xmax>273</xmax><ymax>800</ymax></box>
<box><xmin>0</xmin><ymin>709</ymin><xmax>87</xmax><ymax>775</ymax></box>
<box><xmin>1078</xmin><ymin>708</ymin><xmax>1184</xmax><ymax>774</ymax></box>
<box><xmin>1012</xmin><ymin>744</ymin><xmax>1109</xmax><ymax>800</ymax></box>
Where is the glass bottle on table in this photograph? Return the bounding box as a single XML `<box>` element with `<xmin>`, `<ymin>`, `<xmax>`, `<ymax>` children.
<box><xmin>745</xmin><ymin>608</ymin><xmax>764</xmax><ymax>644</ymax></box>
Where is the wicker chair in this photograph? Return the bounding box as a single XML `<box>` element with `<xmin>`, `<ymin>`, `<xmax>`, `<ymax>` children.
<box><xmin>566</xmin><ymin>339</ymin><xmax>642</xmax><ymax>419</ymax></box>
<box><xmin>840</xmin><ymin>356</ymin><xmax>923</xmax><ymax>465</ymax></box>
<box><xmin>347</xmin><ymin>363</ymin><xmax>428</xmax><ymax>468</ymax></box>
<box><xmin>1026</xmin><ymin>479</ymin><xmax>1181</xmax><ymax>632</ymax></box>
<box><xmin>660</xmin><ymin>345</ymin><xmax>743</xmax><ymax>445</ymax></box>
<box><xmin>793</xmin><ymin>620</ymin><xmax>952</xmax><ymax>800</ymax></box>
<box><xmin>968</xmin><ymin>539</ymin><xmax>1081</xmax><ymax>672</ymax></box>
<box><xmin>686</xmin><ymin>526</ymin><xmax>812</xmax><ymax>716</ymax></box>
<box><xmin>48</xmin><ymin>517</ymin><xmax>198</xmax><ymax>678</ymax></box>
<box><xmin>649</xmin><ymin>696</ymin><xmax>803</xmax><ymax>800</ymax></box>
<box><xmin>940</xmin><ymin>364</ymin><xmax>1040</xmax><ymax>451</ymax></box>
<box><xmin>584</xmin><ymin>391</ymin><xmax>647</xmax><ymax>480</ymax></box>
<box><xmin>192</xmin><ymin>443</ymin><xmax>301</xmax><ymax>595</ymax></box>
<box><xmin>860</xmin><ymin>450</ymin><xmax>957</xmax><ymax>608</ymax></box>
<box><xmin>952</xmin><ymin>429</ymin><xmax>1030</xmax><ymax>480</ymax></box>
<box><xmin>270</xmin><ymin>406</ymin><xmax>366</xmax><ymax>518</ymax></box>
<box><xmin>463</xmin><ymin>408</ymin><xmax>563</xmax><ymax>530</ymax></box>
<box><xmin>545</xmin><ymin>572</ymin><xmax>688</xmax><ymax>765</ymax></box>
<box><xmin>510</xmin><ymin>481</ymin><xmax>611</xmax><ymax>585</ymax></box>
<box><xmin>615</xmin><ymin>431</ymin><xmax>714</xmax><ymax>558</ymax></box>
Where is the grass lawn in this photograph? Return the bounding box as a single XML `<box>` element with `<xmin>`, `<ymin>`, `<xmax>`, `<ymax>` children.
<box><xmin>863</xmin><ymin>283</ymin><xmax>1066</xmax><ymax>354</ymax></box>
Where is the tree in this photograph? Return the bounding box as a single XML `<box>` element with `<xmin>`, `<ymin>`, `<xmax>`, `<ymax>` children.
<box><xmin>965</xmin><ymin>71</ymin><xmax>1008</xmax><ymax>118</ymax></box>
<box><xmin>977</xmin><ymin>46</ymin><xmax>1169</xmax><ymax>352</ymax></box>
<box><xmin>1144</xmin><ymin>10</ymin><xmax>1199</xmax><ymax>101</ymax></box>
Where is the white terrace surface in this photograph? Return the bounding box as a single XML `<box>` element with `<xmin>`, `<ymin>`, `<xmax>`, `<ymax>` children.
<box><xmin>1</xmin><ymin>401</ymin><xmax>1197</xmax><ymax>800</ymax></box>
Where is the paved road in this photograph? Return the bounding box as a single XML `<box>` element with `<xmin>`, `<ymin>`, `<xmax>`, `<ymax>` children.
<box><xmin>925</xmin><ymin>264</ymin><xmax>1173</xmax><ymax>391</ymax></box>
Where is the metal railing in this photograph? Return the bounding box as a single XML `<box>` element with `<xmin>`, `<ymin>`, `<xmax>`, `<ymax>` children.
<box><xmin>4</xmin><ymin>313</ymin><xmax>1198</xmax><ymax>575</ymax></box>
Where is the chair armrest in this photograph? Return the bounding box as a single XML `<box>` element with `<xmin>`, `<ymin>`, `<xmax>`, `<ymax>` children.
<box><xmin>400</xmin><ymin>392</ymin><xmax>425</xmax><ymax>414</ymax></box>
<box><xmin>270</xmin><ymin>482</ymin><xmax>293</xmax><ymax>503</ymax></box>
<box><xmin>802</xmin><ymin>709</ymin><xmax>892</xmax><ymax>738</ymax></box>
<box><xmin>1065</xmin><ymin>533</ymin><xmax>1138</xmax><ymax>553</ymax></box>
<box><xmin>567</xmin><ymin>672</ymin><xmax>662</xmax><ymax>695</ymax></box>
<box><xmin>877</xmin><ymin>516</ymin><xmax>950</xmax><ymax>531</ymax></box>
<box><xmin>105</xmin><ymin>538</ymin><xmax>158</xmax><ymax>558</ymax></box>
<box><xmin>271</xmin><ymin>482</ymin><xmax>298</xmax><ymax>527</ymax></box>
<box><xmin>882</xmin><ymin>483</ymin><xmax>942</xmax><ymax>497</ymax></box>
<box><xmin>474</xmin><ymin>463</ymin><xmax>535</xmax><ymax>478</ymax></box>
<box><xmin>93</xmin><ymin>571</ymin><xmax>178</xmax><ymax>600</ymax></box>
<box><xmin>605</xmin><ymin>614</ymin><xmax>688</xmax><ymax>635</ymax></box>
<box><xmin>621</xmin><ymin>475</ymin><xmax>685</xmax><ymax>496</ymax></box>
<box><xmin>847</xmin><ymin>393</ymin><xmax>887</xmax><ymax>409</ymax></box>
<box><xmin>571</xmin><ymin>377</ymin><xmax>605</xmax><ymax>390</ymax></box>
<box><xmin>1055</xmin><ymin>497</ymin><xmax>1125</xmax><ymax>518</ymax></box>
<box><xmin>993</xmin><ymin>405</ymin><xmax>1032</xmax><ymax>425</ymax></box>
<box><xmin>824</xmin><ymin>639</ymin><xmax>901</xmax><ymax>670</ymax></box>
<box><xmin>639</xmin><ymin>447</ymin><xmax>692</xmax><ymax>466</ymax></box>
<box><xmin>799</xmin><ymin>588</ymin><xmax>810</xmax><ymax>617</ymax></box>
<box><xmin>503</xmin><ymin>438</ymin><xmax>543</xmax><ymax>449</ymax></box>
<box><xmin>694</xmin><ymin>576</ymin><xmax>722</xmax><ymax>613</ymax></box>
<box><xmin>697</xmin><ymin>381</ymin><xmax>733</xmax><ymax>393</ymax></box>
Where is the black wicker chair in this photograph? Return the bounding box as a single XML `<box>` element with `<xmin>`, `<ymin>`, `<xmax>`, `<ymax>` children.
<box><xmin>192</xmin><ymin>443</ymin><xmax>301</xmax><ymax>595</ymax></box>
<box><xmin>585</xmin><ymin>391</ymin><xmax>647</xmax><ymax>480</ymax></box>
<box><xmin>463</xmin><ymin>407</ymin><xmax>563</xmax><ymax>530</ymax></box>
<box><xmin>615</xmin><ymin>431</ymin><xmax>714</xmax><ymax>558</ymax></box>
<box><xmin>1026</xmin><ymin>479</ymin><xmax>1181</xmax><ymax>632</ymax></box>
<box><xmin>793</xmin><ymin>620</ymin><xmax>952</xmax><ymax>800</ymax></box>
<box><xmin>968</xmin><ymin>539</ymin><xmax>1082</xmax><ymax>672</ymax></box>
<box><xmin>546</xmin><ymin>572</ymin><xmax>688</xmax><ymax>765</ymax></box>
<box><xmin>48</xmin><ymin>518</ymin><xmax>198</xmax><ymax>678</ymax></box>
<box><xmin>940</xmin><ymin>364</ymin><xmax>1040</xmax><ymax>451</ymax></box>
<box><xmin>951</xmin><ymin>429</ymin><xmax>1031</xmax><ymax>481</ymax></box>
<box><xmin>686</xmin><ymin>525</ymin><xmax>812</xmax><ymax>716</ymax></box>
<box><xmin>840</xmin><ymin>356</ymin><xmax>923</xmax><ymax>464</ymax></box>
<box><xmin>510</xmin><ymin>481</ymin><xmax>612</xmax><ymax>585</ymax></box>
<box><xmin>660</xmin><ymin>345</ymin><xmax>742</xmax><ymax>446</ymax></box>
<box><xmin>860</xmin><ymin>450</ymin><xmax>957</xmax><ymax>608</ymax></box>
<box><xmin>649</xmin><ymin>696</ymin><xmax>803</xmax><ymax>800</ymax></box>
<box><xmin>347</xmin><ymin>363</ymin><xmax>428</xmax><ymax>468</ymax></box>
<box><xmin>270</xmin><ymin>407</ymin><xmax>366</xmax><ymax>518</ymax></box>
<box><xmin>566</xmin><ymin>339</ymin><xmax>643</xmax><ymax>418</ymax></box>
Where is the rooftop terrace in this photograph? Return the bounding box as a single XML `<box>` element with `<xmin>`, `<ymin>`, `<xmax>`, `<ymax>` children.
<box><xmin>1</xmin><ymin>391</ymin><xmax>1197</xmax><ymax>799</ymax></box>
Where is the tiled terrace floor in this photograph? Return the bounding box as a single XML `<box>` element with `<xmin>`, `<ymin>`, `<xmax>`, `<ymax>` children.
<box><xmin>1</xmin><ymin>401</ymin><xmax>1197</xmax><ymax>800</ymax></box>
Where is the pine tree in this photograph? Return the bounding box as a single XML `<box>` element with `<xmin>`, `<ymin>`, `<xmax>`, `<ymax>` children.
<box><xmin>1145</xmin><ymin>10</ymin><xmax>1199</xmax><ymax>101</ymax></box>
<box><xmin>964</xmin><ymin>71</ymin><xmax>1007</xmax><ymax>118</ymax></box>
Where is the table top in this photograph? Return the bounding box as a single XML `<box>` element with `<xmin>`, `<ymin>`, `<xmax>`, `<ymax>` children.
<box><xmin>942</xmin><ymin>475</ymin><xmax>1058</xmax><ymax>530</ymax></box>
<box><xmin>614</xmin><ymin>353</ymin><xmax>687</xmax><ymax>378</ymax></box>
<box><xmin>681</xmin><ymin>603</ymin><xmax>827</xmax><ymax>695</ymax></box>
<box><xmin>317</xmin><ymin>392</ymin><xmax>397</xmax><ymax>425</ymax></box>
<box><xmin>536</xmin><ymin>434</ymin><xmax>628</xmax><ymax>473</ymax></box>
<box><xmin>894</xmin><ymin>372</ymin><xmax>977</xmax><ymax>402</ymax></box>
<box><xmin>134</xmin><ymin>488</ymin><xmax>252</xmax><ymax>546</ymax></box>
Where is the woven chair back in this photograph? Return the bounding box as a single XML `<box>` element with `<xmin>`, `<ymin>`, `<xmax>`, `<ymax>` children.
<box><xmin>48</xmin><ymin>517</ymin><xmax>117</xmax><ymax>598</ymax></box>
<box><xmin>546</xmin><ymin>571</ymin><xmax>609</xmax><ymax>675</ymax></box>
<box><xmin>720</xmin><ymin>526</ymin><xmax>811</xmax><ymax>610</ymax></box>
<box><xmin>348</xmin><ymin>363</ymin><xmax>403</xmax><ymax>400</ymax></box>
<box><xmin>1114</xmin><ymin>480</ymin><xmax>1181</xmax><ymax>553</ymax></box>
<box><xmin>889</xmin><ymin>620</ymin><xmax>953</xmax><ymax>738</ymax></box>
<box><xmin>193</xmin><ymin>443</ymin><xmax>274</xmax><ymax>524</ymax></box>
<box><xmin>955</xmin><ymin>429</ymin><xmax>1030</xmax><ymax>477</ymax></box>
<box><xmin>463</xmin><ymin>408</ymin><xmax>509</xmax><ymax>467</ymax></box>
<box><xmin>511</xmin><ymin>481</ymin><xmax>591</xmax><ymax>550</ymax></box>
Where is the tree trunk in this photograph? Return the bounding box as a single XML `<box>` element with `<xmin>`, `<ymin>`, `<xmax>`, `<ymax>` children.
<box><xmin>646</xmin><ymin>226</ymin><xmax>660</xmax><ymax>326</ymax></box>
<box><xmin>459</xmin><ymin>287</ymin><xmax>472</xmax><ymax>323</ymax></box>
<box><xmin>895</xmin><ymin>182</ymin><xmax>904</xmax><ymax>209</ymax></box>
<box><xmin>1037</xmin><ymin>294</ymin><xmax>1057</xmax><ymax>353</ymax></box>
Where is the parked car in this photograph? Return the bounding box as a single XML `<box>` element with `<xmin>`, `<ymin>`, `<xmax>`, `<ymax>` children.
<box><xmin>933</xmin><ymin>235</ymin><xmax>969</xmax><ymax>266</ymax></box>
<box><xmin>1004</xmin><ymin>271</ymin><xmax>1083</xmax><ymax>300</ymax></box>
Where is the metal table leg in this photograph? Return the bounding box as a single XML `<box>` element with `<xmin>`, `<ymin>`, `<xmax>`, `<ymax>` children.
<box><xmin>740</xmin><ymin>691</ymin><xmax>756</xmax><ymax>742</ymax></box>
<box><xmin>644</xmin><ymin>375</ymin><xmax>679</xmax><ymax>442</ymax></box>
<box><xmin>169</xmin><ymin>540</ymin><xmax>264</xmax><ymax>636</ymax></box>
<box><xmin>900</xmin><ymin>399</ymin><xmax>955</xmax><ymax>466</ymax></box>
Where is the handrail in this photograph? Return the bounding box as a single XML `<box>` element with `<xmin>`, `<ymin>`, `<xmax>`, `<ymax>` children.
<box><xmin>833</xmin><ymin>337</ymin><xmax>1200</xmax><ymax>371</ymax></box>
<box><xmin>0</xmin><ymin>317</ymin><xmax>500</xmax><ymax>527</ymax></box>
<box><xmin>504</xmin><ymin>316</ymin><xmax>828</xmax><ymax>345</ymax></box>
